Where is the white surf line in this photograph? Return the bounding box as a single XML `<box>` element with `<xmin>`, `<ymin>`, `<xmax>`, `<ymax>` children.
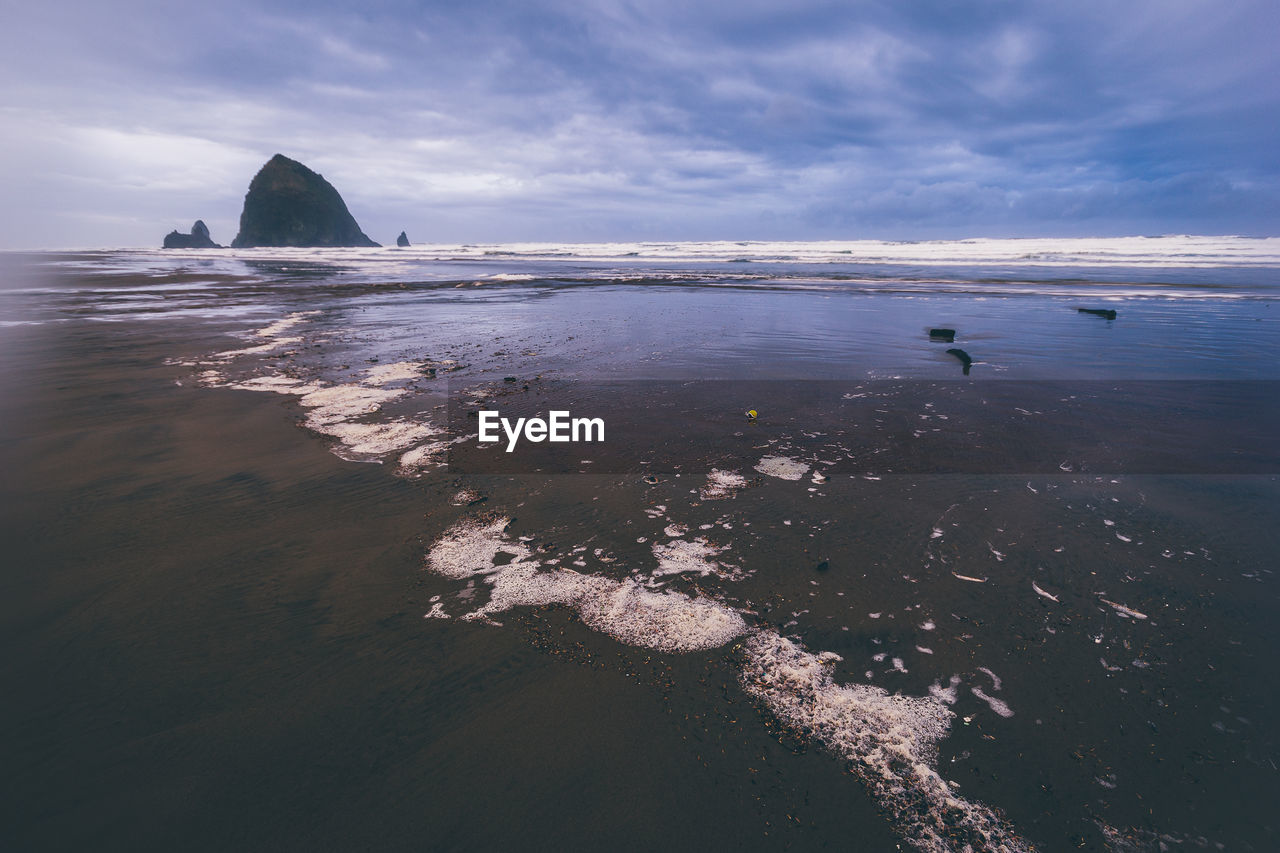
<box><xmin>952</xmin><ymin>572</ymin><xmax>989</xmax><ymax>583</ymax></box>
<box><xmin>740</xmin><ymin>631</ymin><xmax>1031</xmax><ymax>852</ymax></box>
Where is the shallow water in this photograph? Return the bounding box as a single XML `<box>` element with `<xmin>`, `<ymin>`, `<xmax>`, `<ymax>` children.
<box><xmin>2</xmin><ymin>242</ymin><xmax>1278</xmax><ymax>851</ymax></box>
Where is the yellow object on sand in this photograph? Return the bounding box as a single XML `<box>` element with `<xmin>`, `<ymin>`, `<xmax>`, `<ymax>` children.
<box><xmin>746</xmin><ymin>409</ymin><xmax>757</xmax><ymax>419</ymax></box>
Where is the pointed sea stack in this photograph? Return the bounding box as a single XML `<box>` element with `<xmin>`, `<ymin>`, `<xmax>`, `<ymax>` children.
<box><xmin>231</xmin><ymin>154</ymin><xmax>379</xmax><ymax>248</ymax></box>
<box><xmin>163</xmin><ymin>219</ymin><xmax>221</xmax><ymax>249</ymax></box>
<box><xmin>396</xmin><ymin>231</ymin><xmax>410</xmax><ymax>247</ymax></box>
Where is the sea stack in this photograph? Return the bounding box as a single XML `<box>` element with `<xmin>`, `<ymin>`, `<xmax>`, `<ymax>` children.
<box><xmin>162</xmin><ymin>219</ymin><xmax>221</xmax><ymax>249</ymax></box>
<box><xmin>231</xmin><ymin>154</ymin><xmax>379</xmax><ymax>248</ymax></box>
<box><xmin>396</xmin><ymin>231</ymin><xmax>410</xmax><ymax>247</ymax></box>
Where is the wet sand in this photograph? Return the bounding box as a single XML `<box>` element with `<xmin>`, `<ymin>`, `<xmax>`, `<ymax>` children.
<box><xmin>3</xmin><ymin>247</ymin><xmax>1279</xmax><ymax>851</ymax></box>
<box><xmin>0</xmin><ymin>320</ymin><xmax>904</xmax><ymax>851</ymax></box>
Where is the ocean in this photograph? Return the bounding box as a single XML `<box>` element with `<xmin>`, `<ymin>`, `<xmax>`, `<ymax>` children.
<box><xmin>2</xmin><ymin>237</ymin><xmax>1278</xmax><ymax>851</ymax></box>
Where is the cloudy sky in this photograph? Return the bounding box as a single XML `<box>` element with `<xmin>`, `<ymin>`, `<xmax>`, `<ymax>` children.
<box><xmin>1</xmin><ymin>0</ymin><xmax>1277</xmax><ymax>247</ymax></box>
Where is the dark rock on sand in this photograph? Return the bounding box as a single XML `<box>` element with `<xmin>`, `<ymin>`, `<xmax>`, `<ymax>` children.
<box><xmin>396</xmin><ymin>231</ymin><xmax>410</xmax><ymax>247</ymax></box>
<box><xmin>1078</xmin><ymin>308</ymin><xmax>1118</xmax><ymax>319</ymax></box>
<box><xmin>162</xmin><ymin>219</ymin><xmax>221</xmax><ymax>249</ymax></box>
<box><xmin>929</xmin><ymin>328</ymin><xmax>956</xmax><ymax>342</ymax></box>
<box><xmin>946</xmin><ymin>347</ymin><xmax>973</xmax><ymax>375</ymax></box>
<box><xmin>231</xmin><ymin>154</ymin><xmax>380</xmax><ymax>248</ymax></box>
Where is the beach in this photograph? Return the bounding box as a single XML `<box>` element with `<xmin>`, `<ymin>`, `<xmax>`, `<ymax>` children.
<box><xmin>2</xmin><ymin>240</ymin><xmax>1278</xmax><ymax>851</ymax></box>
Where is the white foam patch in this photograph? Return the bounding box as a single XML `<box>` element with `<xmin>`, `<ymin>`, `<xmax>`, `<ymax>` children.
<box><xmin>362</xmin><ymin>361</ymin><xmax>427</xmax><ymax>385</ymax></box>
<box><xmin>754</xmin><ymin>455</ymin><xmax>810</xmax><ymax>481</ymax></box>
<box><xmin>215</xmin><ymin>336</ymin><xmax>302</xmax><ymax>358</ymax></box>
<box><xmin>401</xmin><ymin>436</ymin><xmax>466</xmax><ymax>472</ymax></box>
<box><xmin>425</xmin><ymin>517</ymin><xmax>747</xmax><ymax>653</ymax></box>
<box><xmin>312</xmin><ymin>419</ymin><xmax>438</xmax><ymax>458</ymax></box>
<box><xmin>739</xmin><ymin>631</ymin><xmax>1030</xmax><ymax>851</ymax></box>
<box><xmin>209</xmin><ymin>326</ymin><xmax>442</xmax><ymax>463</ymax></box>
<box><xmin>399</xmin><ymin>441</ymin><xmax>443</xmax><ymax>471</ymax></box>
<box><xmin>651</xmin><ymin>538</ymin><xmax>726</xmax><ymax>578</ymax></box>
<box><xmin>929</xmin><ymin>675</ymin><xmax>961</xmax><ymax>705</ymax></box>
<box><xmin>296</xmin><ymin>384</ymin><xmax>405</xmax><ymax>424</ymax></box>
<box><xmin>210</xmin><ymin>312</ymin><xmax>319</xmax><ymax>359</ymax></box>
<box><xmin>426</xmin><ymin>517</ymin><xmax>530</xmax><ymax>579</ymax></box>
<box><xmin>253</xmin><ymin>312</ymin><xmax>317</xmax><ymax>338</ymax></box>
<box><xmin>700</xmin><ymin>468</ymin><xmax>748</xmax><ymax>499</ymax></box>
<box><xmin>576</xmin><ymin>582</ymin><xmax>747</xmax><ymax>653</ymax></box>
<box><xmin>1032</xmin><ymin>581</ymin><xmax>1059</xmax><ymax>602</ymax></box>
<box><xmin>971</xmin><ymin>687</ymin><xmax>1014</xmax><ymax>718</ymax></box>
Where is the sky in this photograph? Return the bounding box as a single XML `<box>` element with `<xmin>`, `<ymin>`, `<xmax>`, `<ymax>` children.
<box><xmin>1</xmin><ymin>0</ymin><xmax>1277</xmax><ymax>248</ymax></box>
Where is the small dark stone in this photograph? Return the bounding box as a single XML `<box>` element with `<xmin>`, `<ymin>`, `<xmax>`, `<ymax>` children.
<box><xmin>503</xmin><ymin>376</ymin><xmax>517</xmax><ymax>383</ymax></box>
<box><xmin>946</xmin><ymin>347</ymin><xmax>973</xmax><ymax>375</ymax></box>
<box><xmin>162</xmin><ymin>219</ymin><xmax>221</xmax><ymax>248</ymax></box>
<box><xmin>814</xmin><ymin>560</ymin><xmax>829</xmax><ymax>572</ymax></box>
<box><xmin>396</xmin><ymin>231</ymin><xmax>410</xmax><ymax>247</ymax></box>
<box><xmin>1077</xmin><ymin>308</ymin><xmax>1118</xmax><ymax>319</ymax></box>
<box><xmin>929</xmin><ymin>328</ymin><xmax>956</xmax><ymax>341</ymax></box>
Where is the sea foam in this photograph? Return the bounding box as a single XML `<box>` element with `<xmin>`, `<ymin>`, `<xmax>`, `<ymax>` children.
<box><xmin>425</xmin><ymin>516</ymin><xmax>748</xmax><ymax>653</ymax></box>
<box><xmin>739</xmin><ymin>631</ymin><xmax>1030</xmax><ymax>852</ymax></box>
<box><xmin>200</xmin><ymin>315</ymin><xmax>443</xmax><ymax>466</ymax></box>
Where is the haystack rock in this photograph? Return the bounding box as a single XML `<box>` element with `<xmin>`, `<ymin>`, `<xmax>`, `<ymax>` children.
<box><xmin>396</xmin><ymin>231</ymin><xmax>410</xmax><ymax>247</ymax></box>
<box><xmin>230</xmin><ymin>154</ymin><xmax>379</xmax><ymax>248</ymax></box>
<box><xmin>162</xmin><ymin>219</ymin><xmax>221</xmax><ymax>249</ymax></box>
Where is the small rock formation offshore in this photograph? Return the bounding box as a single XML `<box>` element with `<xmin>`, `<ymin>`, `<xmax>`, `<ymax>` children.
<box><xmin>231</xmin><ymin>154</ymin><xmax>380</xmax><ymax>248</ymax></box>
<box><xmin>162</xmin><ymin>219</ymin><xmax>221</xmax><ymax>249</ymax></box>
<box><xmin>1077</xmin><ymin>308</ymin><xmax>1118</xmax><ymax>320</ymax></box>
<box><xmin>396</xmin><ymin>231</ymin><xmax>410</xmax><ymax>247</ymax></box>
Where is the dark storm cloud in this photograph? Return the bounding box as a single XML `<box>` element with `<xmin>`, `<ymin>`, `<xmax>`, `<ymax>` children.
<box><xmin>1</xmin><ymin>0</ymin><xmax>1276</xmax><ymax>246</ymax></box>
